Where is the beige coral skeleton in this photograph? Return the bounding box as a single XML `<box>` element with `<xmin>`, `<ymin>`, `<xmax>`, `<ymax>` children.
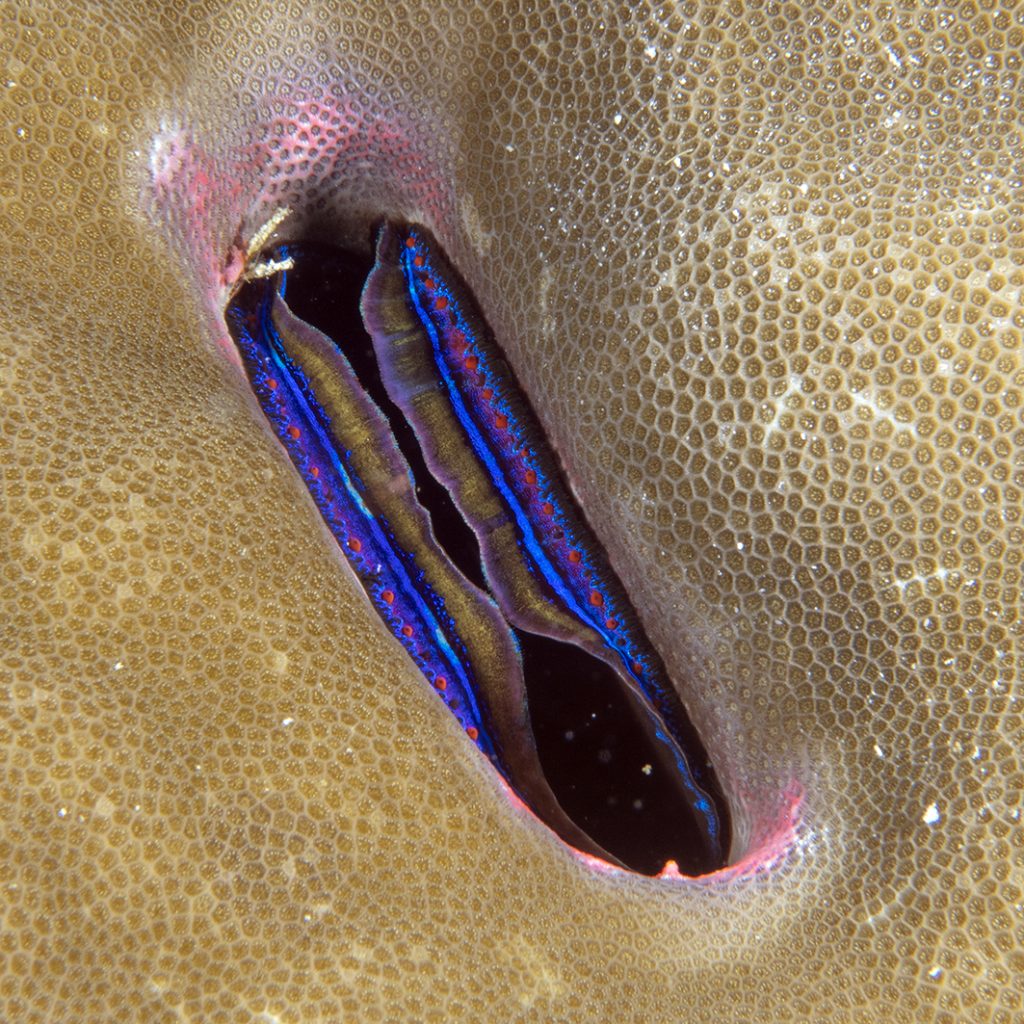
<box><xmin>1</xmin><ymin>1</ymin><xmax>1021</xmax><ymax>1022</ymax></box>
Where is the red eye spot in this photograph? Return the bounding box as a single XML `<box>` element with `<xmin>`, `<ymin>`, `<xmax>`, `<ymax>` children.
<box><xmin>524</xmin><ymin>469</ymin><xmax>537</xmax><ymax>484</ymax></box>
<box><xmin>494</xmin><ymin>413</ymin><xmax>508</xmax><ymax>430</ymax></box>
<box><xmin>381</xmin><ymin>590</ymin><xmax>395</xmax><ymax>605</ymax></box>
<box><xmin>347</xmin><ymin>537</ymin><xmax>362</xmax><ymax>552</ymax></box>
<box><xmin>464</xmin><ymin>355</ymin><xmax>479</xmax><ymax>371</ymax></box>
<box><xmin>541</xmin><ymin>502</ymin><xmax>554</xmax><ymax>516</ymax></box>
<box><xmin>605</xmin><ymin>618</ymin><xmax>618</xmax><ymax>630</ymax></box>
<box><xmin>413</xmin><ymin>254</ymin><xmax>424</xmax><ymax>267</ymax></box>
<box><xmin>287</xmin><ymin>425</ymin><xmax>301</xmax><ymax>439</ymax></box>
<box><xmin>434</xmin><ymin>295</ymin><xmax>448</xmax><ymax>311</ymax></box>
<box><xmin>402</xmin><ymin>624</ymin><xmax>414</xmax><ymax>638</ymax></box>
<box><xmin>632</xmin><ymin>661</ymin><xmax>643</xmax><ymax>675</ymax></box>
<box><xmin>434</xmin><ymin>676</ymin><xmax>447</xmax><ymax>691</ymax></box>
<box><xmin>568</xmin><ymin>550</ymin><xmax>582</xmax><ymax>564</ymax></box>
<box><xmin>424</xmin><ymin>278</ymin><xmax>435</xmax><ymax>290</ymax></box>
<box><xmin>481</xmin><ymin>387</ymin><xmax>493</xmax><ymax>400</ymax></box>
<box><xmin>589</xmin><ymin>590</ymin><xmax>604</xmax><ymax>607</ymax></box>
<box><xmin>310</xmin><ymin>466</ymin><xmax>319</xmax><ymax>479</ymax></box>
<box><xmin>466</xmin><ymin>726</ymin><xmax>479</xmax><ymax>741</ymax></box>
<box><xmin>405</xmin><ymin>236</ymin><xmax>415</xmax><ymax>248</ymax></box>
<box><xmin>267</xmin><ymin>378</ymin><xmax>278</xmax><ymax>390</ymax></box>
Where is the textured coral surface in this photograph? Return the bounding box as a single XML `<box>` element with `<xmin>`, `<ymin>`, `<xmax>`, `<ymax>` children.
<box><xmin>1</xmin><ymin>1</ymin><xmax>1021</xmax><ymax>1021</ymax></box>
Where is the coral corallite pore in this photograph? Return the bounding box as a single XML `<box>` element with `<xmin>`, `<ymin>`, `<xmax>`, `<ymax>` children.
<box><xmin>1</xmin><ymin>2</ymin><xmax>1022</xmax><ymax>1022</ymax></box>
